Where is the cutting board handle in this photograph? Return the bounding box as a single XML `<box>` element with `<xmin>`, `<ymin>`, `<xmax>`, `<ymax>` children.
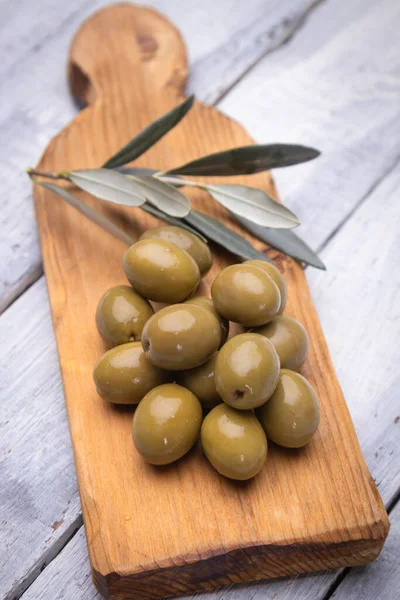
<box><xmin>68</xmin><ymin>3</ymin><xmax>188</xmax><ymax>106</ymax></box>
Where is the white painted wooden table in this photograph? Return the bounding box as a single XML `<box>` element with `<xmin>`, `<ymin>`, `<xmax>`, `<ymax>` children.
<box><xmin>1</xmin><ymin>1</ymin><xmax>399</xmax><ymax>599</ymax></box>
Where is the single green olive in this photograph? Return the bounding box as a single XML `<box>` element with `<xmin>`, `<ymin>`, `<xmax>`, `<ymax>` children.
<box><xmin>123</xmin><ymin>239</ymin><xmax>201</xmax><ymax>303</ymax></box>
<box><xmin>257</xmin><ymin>369</ymin><xmax>320</xmax><ymax>448</ymax></box>
<box><xmin>178</xmin><ymin>353</ymin><xmax>221</xmax><ymax>409</ymax></box>
<box><xmin>215</xmin><ymin>333</ymin><xmax>280</xmax><ymax>409</ymax></box>
<box><xmin>255</xmin><ymin>315</ymin><xmax>309</xmax><ymax>371</ymax></box>
<box><xmin>95</xmin><ymin>285</ymin><xmax>154</xmax><ymax>346</ymax></box>
<box><xmin>142</xmin><ymin>304</ymin><xmax>221</xmax><ymax>370</ymax></box>
<box><xmin>132</xmin><ymin>383</ymin><xmax>202</xmax><ymax>465</ymax></box>
<box><xmin>184</xmin><ymin>296</ymin><xmax>229</xmax><ymax>347</ymax></box>
<box><xmin>211</xmin><ymin>264</ymin><xmax>281</xmax><ymax>327</ymax></box>
<box><xmin>93</xmin><ymin>342</ymin><xmax>168</xmax><ymax>404</ymax></box>
<box><xmin>245</xmin><ymin>260</ymin><xmax>288</xmax><ymax>313</ymax></box>
<box><xmin>140</xmin><ymin>226</ymin><xmax>212</xmax><ymax>276</ymax></box>
<box><xmin>201</xmin><ymin>404</ymin><xmax>268</xmax><ymax>480</ymax></box>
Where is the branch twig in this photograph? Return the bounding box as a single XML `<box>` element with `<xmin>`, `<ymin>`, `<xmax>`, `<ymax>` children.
<box><xmin>27</xmin><ymin>168</ymin><xmax>67</xmax><ymax>181</ymax></box>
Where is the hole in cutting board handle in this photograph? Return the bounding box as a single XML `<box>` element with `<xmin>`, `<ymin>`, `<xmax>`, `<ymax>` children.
<box><xmin>69</xmin><ymin>61</ymin><xmax>96</xmax><ymax>108</ymax></box>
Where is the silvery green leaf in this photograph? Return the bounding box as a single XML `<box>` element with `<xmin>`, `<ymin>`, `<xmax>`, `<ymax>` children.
<box><xmin>167</xmin><ymin>144</ymin><xmax>320</xmax><ymax>176</ymax></box>
<box><xmin>103</xmin><ymin>95</ymin><xmax>195</xmax><ymax>169</ymax></box>
<box><xmin>204</xmin><ymin>183</ymin><xmax>300</xmax><ymax>229</ymax></box>
<box><xmin>129</xmin><ymin>175</ymin><xmax>190</xmax><ymax>217</ymax></box>
<box><xmin>140</xmin><ymin>204</ymin><xmax>207</xmax><ymax>242</ymax></box>
<box><xmin>235</xmin><ymin>214</ymin><xmax>325</xmax><ymax>269</ymax></box>
<box><xmin>184</xmin><ymin>210</ymin><xmax>272</xmax><ymax>263</ymax></box>
<box><xmin>66</xmin><ymin>169</ymin><xmax>145</xmax><ymax>207</ymax></box>
<box><xmin>34</xmin><ymin>180</ymin><xmax>134</xmax><ymax>245</ymax></box>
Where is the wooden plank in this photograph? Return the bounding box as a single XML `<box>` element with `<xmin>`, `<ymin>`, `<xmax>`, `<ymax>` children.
<box><xmin>307</xmin><ymin>161</ymin><xmax>400</xmax><ymax>506</ymax></box>
<box><xmin>0</xmin><ymin>0</ymin><xmax>317</xmax><ymax>312</ymax></box>
<box><xmin>220</xmin><ymin>0</ymin><xmax>400</xmax><ymax>250</ymax></box>
<box><xmin>31</xmin><ymin>4</ymin><xmax>387</xmax><ymax>598</ymax></box>
<box><xmin>18</xmin><ymin>529</ymin><xmax>97</xmax><ymax>600</ymax></box>
<box><xmin>0</xmin><ymin>278</ymin><xmax>82</xmax><ymax>600</ymax></box>
<box><xmin>16</xmin><ymin>142</ymin><xmax>400</xmax><ymax>600</ymax></box>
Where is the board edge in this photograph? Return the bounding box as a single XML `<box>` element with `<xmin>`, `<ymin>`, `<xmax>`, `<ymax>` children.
<box><xmin>91</xmin><ymin>532</ymin><xmax>389</xmax><ymax>600</ymax></box>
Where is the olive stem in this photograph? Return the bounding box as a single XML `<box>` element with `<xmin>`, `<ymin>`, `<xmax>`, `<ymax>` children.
<box><xmin>158</xmin><ymin>175</ymin><xmax>203</xmax><ymax>189</ymax></box>
<box><xmin>27</xmin><ymin>168</ymin><xmax>68</xmax><ymax>181</ymax></box>
<box><xmin>31</xmin><ymin>176</ymin><xmax>135</xmax><ymax>246</ymax></box>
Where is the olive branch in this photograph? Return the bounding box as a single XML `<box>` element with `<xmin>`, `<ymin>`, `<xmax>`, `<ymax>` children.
<box><xmin>27</xmin><ymin>95</ymin><xmax>324</xmax><ymax>269</ymax></box>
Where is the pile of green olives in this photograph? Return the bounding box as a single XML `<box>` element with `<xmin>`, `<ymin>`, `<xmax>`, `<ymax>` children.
<box><xmin>93</xmin><ymin>225</ymin><xmax>320</xmax><ymax>481</ymax></box>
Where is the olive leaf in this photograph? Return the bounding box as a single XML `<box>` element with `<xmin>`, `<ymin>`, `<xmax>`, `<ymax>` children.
<box><xmin>34</xmin><ymin>180</ymin><xmax>134</xmax><ymax>245</ymax></box>
<box><xmin>167</xmin><ymin>144</ymin><xmax>320</xmax><ymax>176</ymax></box>
<box><xmin>127</xmin><ymin>175</ymin><xmax>190</xmax><ymax>217</ymax></box>
<box><xmin>66</xmin><ymin>169</ymin><xmax>146</xmax><ymax>207</ymax></box>
<box><xmin>184</xmin><ymin>210</ymin><xmax>273</xmax><ymax>263</ymax></box>
<box><xmin>103</xmin><ymin>95</ymin><xmax>195</xmax><ymax>169</ymax></box>
<box><xmin>235</xmin><ymin>214</ymin><xmax>325</xmax><ymax>269</ymax></box>
<box><xmin>204</xmin><ymin>183</ymin><xmax>300</xmax><ymax>229</ymax></box>
<box><xmin>140</xmin><ymin>204</ymin><xmax>207</xmax><ymax>242</ymax></box>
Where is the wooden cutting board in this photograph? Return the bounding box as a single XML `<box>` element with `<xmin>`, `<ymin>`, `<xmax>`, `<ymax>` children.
<box><xmin>32</xmin><ymin>4</ymin><xmax>389</xmax><ymax>599</ymax></box>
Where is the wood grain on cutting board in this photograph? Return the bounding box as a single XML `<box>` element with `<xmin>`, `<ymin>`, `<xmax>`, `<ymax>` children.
<box><xmin>32</xmin><ymin>4</ymin><xmax>389</xmax><ymax>599</ymax></box>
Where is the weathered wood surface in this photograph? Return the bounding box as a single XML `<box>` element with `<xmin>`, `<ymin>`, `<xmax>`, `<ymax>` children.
<box><xmin>307</xmin><ymin>162</ymin><xmax>400</xmax><ymax>507</ymax></box>
<box><xmin>221</xmin><ymin>0</ymin><xmax>400</xmax><ymax>251</ymax></box>
<box><xmin>0</xmin><ymin>0</ymin><xmax>319</xmax><ymax>313</ymax></box>
<box><xmin>1</xmin><ymin>0</ymin><xmax>399</xmax><ymax>599</ymax></box>
<box><xmin>0</xmin><ymin>279</ymin><xmax>82</xmax><ymax>600</ymax></box>
<box><xmin>15</xmin><ymin>155</ymin><xmax>400</xmax><ymax>600</ymax></box>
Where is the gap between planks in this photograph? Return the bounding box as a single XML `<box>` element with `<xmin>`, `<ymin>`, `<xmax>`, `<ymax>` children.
<box><xmin>316</xmin><ymin>155</ymin><xmax>400</xmax><ymax>256</ymax></box>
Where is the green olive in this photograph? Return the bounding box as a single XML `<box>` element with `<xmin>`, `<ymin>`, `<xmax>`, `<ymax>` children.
<box><xmin>178</xmin><ymin>353</ymin><xmax>221</xmax><ymax>409</ymax></box>
<box><xmin>211</xmin><ymin>264</ymin><xmax>281</xmax><ymax>326</ymax></box>
<box><xmin>142</xmin><ymin>304</ymin><xmax>221</xmax><ymax>370</ymax></box>
<box><xmin>132</xmin><ymin>383</ymin><xmax>202</xmax><ymax>465</ymax></box>
<box><xmin>95</xmin><ymin>285</ymin><xmax>154</xmax><ymax>346</ymax></box>
<box><xmin>184</xmin><ymin>296</ymin><xmax>229</xmax><ymax>347</ymax></box>
<box><xmin>255</xmin><ymin>315</ymin><xmax>309</xmax><ymax>371</ymax></box>
<box><xmin>215</xmin><ymin>333</ymin><xmax>280</xmax><ymax>409</ymax></box>
<box><xmin>123</xmin><ymin>239</ymin><xmax>201</xmax><ymax>303</ymax></box>
<box><xmin>93</xmin><ymin>342</ymin><xmax>168</xmax><ymax>404</ymax></box>
<box><xmin>257</xmin><ymin>369</ymin><xmax>320</xmax><ymax>448</ymax></box>
<box><xmin>201</xmin><ymin>404</ymin><xmax>267</xmax><ymax>480</ymax></box>
<box><xmin>245</xmin><ymin>260</ymin><xmax>288</xmax><ymax>313</ymax></box>
<box><xmin>140</xmin><ymin>226</ymin><xmax>212</xmax><ymax>276</ymax></box>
